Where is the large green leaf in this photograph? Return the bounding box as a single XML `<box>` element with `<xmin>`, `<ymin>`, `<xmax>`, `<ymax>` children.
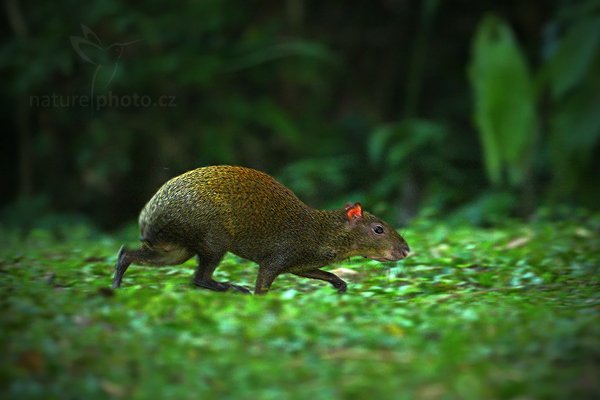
<box><xmin>468</xmin><ymin>14</ymin><xmax>537</xmax><ymax>186</ymax></box>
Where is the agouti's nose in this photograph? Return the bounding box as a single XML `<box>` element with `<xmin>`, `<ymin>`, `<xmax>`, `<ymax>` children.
<box><xmin>400</xmin><ymin>245</ymin><xmax>410</xmax><ymax>259</ymax></box>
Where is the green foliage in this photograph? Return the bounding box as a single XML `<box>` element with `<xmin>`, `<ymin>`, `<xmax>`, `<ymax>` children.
<box><xmin>278</xmin><ymin>157</ymin><xmax>356</xmax><ymax>207</ymax></box>
<box><xmin>2</xmin><ymin>1</ymin><xmax>343</xmax><ymax>227</ymax></box>
<box><xmin>1</xmin><ymin>215</ymin><xmax>598</xmax><ymax>398</ymax></box>
<box><xmin>369</xmin><ymin>119</ymin><xmax>446</xmax><ymax>171</ymax></box>
<box><xmin>468</xmin><ymin>14</ymin><xmax>537</xmax><ymax>187</ymax></box>
<box><xmin>2</xmin><ymin>1</ymin><xmax>599</xmax><ymax>228</ymax></box>
<box><xmin>468</xmin><ymin>7</ymin><xmax>600</xmax><ymax>207</ymax></box>
<box><xmin>543</xmin><ymin>10</ymin><xmax>600</xmax><ymax>200</ymax></box>
<box><xmin>545</xmin><ymin>13</ymin><xmax>599</xmax><ymax>99</ymax></box>
<box><xmin>367</xmin><ymin>119</ymin><xmax>455</xmax><ymax>220</ymax></box>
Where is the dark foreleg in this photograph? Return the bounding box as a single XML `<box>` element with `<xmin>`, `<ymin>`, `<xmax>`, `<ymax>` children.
<box><xmin>293</xmin><ymin>269</ymin><xmax>347</xmax><ymax>293</ymax></box>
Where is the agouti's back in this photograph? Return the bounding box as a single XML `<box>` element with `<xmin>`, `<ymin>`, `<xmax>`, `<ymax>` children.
<box><xmin>139</xmin><ymin>166</ymin><xmax>316</xmax><ymax>261</ymax></box>
<box><xmin>113</xmin><ymin>165</ymin><xmax>410</xmax><ymax>294</ymax></box>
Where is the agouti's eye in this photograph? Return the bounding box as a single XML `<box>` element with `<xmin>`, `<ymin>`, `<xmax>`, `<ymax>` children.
<box><xmin>373</xmin><ymin>225</ymin><xmax>384</xmax><ymax>235</ymax></box>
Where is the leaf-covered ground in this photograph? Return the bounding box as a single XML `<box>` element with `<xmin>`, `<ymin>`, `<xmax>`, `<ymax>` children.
<box><xmin>1</xmin><ymin>214</ymin><xmax>599</xmax><ymax>399</ymax></box>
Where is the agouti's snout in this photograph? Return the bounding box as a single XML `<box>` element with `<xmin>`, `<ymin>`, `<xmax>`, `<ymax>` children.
<box><xmin>389</xmin><ymin>245</ymin><xmax>411</xmax><ymax>261</ymax></box>
<box><xmin>112</xmin><ymin>165</ymin><xmax>410</xmax><ymax>294</ymax></box>
<box><xmin>396</xmin><ymin>243</ymin><xmax>411</xmax><ymax>260</ymax></box>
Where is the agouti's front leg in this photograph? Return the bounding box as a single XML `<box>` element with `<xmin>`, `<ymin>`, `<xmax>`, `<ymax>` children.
<box><xmin>293</xmin><ymin>269</ymin><xmax>347</xmax><ymax>293</ymax></box>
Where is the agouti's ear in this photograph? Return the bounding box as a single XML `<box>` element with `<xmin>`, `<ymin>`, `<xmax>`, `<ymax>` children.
<box><xmin>345</xmin><ymin>202</ymin><xmax>363</xmax><ymax>223</ymax></box>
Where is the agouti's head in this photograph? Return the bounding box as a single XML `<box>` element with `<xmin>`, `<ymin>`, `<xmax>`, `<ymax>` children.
<box><xmin>343</xmin><ymin>203</ymin><xmax>410</xmax><ymax>261</ymax></box>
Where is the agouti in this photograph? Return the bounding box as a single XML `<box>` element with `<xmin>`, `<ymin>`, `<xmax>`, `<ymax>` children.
<box><xmin>112</xmin><ymin>165</ymin><xmax>410</xmax><ymax>294</ymax></box>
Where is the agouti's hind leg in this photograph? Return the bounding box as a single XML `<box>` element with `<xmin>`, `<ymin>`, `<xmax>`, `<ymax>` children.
<box><xmin>193</xmin><ymin>251</ymin><xmax>250</xmax><ymax>294</ymax></box>
<box><xmin>112</xmin><ymin>243</ymin><xmax>193</xmax><ymax>288</ymax></box>
<box><xmin>293</xmin><ymin>269</ymin><xmax>347</xmax><ymax>293</ymax></box>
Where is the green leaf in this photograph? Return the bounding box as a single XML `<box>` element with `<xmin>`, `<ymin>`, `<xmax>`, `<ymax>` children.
<box><xmin>545</xmin><ymin>17</ymin><xmax>600</xmax><ymax>99</ymax></box>
<box><xmin>468</xmin><ymin>14</ymin><xmax>537</xmax><ymax>186</ymax></box>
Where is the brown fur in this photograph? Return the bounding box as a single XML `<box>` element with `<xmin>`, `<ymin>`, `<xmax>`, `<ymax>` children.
<box><xmin>112</xmin><ymin>165</ymin><xmax>410</xmax><ymax>294</ymax></box>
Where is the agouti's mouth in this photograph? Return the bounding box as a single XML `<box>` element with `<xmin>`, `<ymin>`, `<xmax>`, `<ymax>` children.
<box><xmin>365</xmin><ymin>248</ymin><xmax>410</xmax><ymax>262</ymax></box>
<box><xmin>364</xmin><ymin>256</ymin><xmax>401</xmax><ymax>262</ymax></box>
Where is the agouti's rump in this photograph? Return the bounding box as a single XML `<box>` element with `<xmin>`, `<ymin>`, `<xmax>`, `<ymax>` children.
<box><xmin>112</xmin><ymin>165</ymin><xmax>410</xmax><ymax>294</ymax></box>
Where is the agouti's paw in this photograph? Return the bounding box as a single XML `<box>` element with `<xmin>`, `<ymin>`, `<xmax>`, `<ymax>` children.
<box><xmin>335</xmin><ymin>281</ymin><xmax>347</xmax><ymax>294</ymax></box>
<box><xmin>193</xmin><ymin>279</ymin><xmax>251</xmax><ymax>294</ymax></box>
<box><xmin>224</xmin><ymin>282</ymin><xmax>252</xmax><ymax>294</ymax></box>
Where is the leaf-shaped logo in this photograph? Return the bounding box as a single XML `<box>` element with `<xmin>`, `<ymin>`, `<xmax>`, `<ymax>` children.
<box><xmin>70</xmin><ymin>24</ymin><xmax>139</xmax><ymax>101</ymax></box>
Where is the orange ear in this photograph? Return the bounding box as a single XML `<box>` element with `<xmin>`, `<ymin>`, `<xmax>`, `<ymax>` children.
<box><xmin>345</xmin><ymin>202</ymin><xmax>363</xmax><ymax>222</ymax></box>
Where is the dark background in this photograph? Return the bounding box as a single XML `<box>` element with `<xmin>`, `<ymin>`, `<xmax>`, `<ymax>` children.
<box><xmin>2</xmin><ymin>0</ymin><xmax>599</xmax><ymax>230</ymax></box>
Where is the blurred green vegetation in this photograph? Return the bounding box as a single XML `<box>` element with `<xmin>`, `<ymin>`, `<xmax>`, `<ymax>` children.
<box><xmin>1</xmin><ymin>212</ymin><xmax>599</xmax><ymax>398</ymax></box>
<box><xmin>2</xmin><ymin>2</ymin><xmax>600</xmax><ymax>399</ymax></box>
<box><xmin>1</xmin><ymin>1</ymin><xmax>599</xmax><ymax>229</ymax></box>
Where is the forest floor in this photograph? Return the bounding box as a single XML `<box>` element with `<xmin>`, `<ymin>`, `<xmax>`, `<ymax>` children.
<box><xmin>1</xmin><ymin>214</ymin><xmax>599</xmax><ymax>399</ymax></box>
